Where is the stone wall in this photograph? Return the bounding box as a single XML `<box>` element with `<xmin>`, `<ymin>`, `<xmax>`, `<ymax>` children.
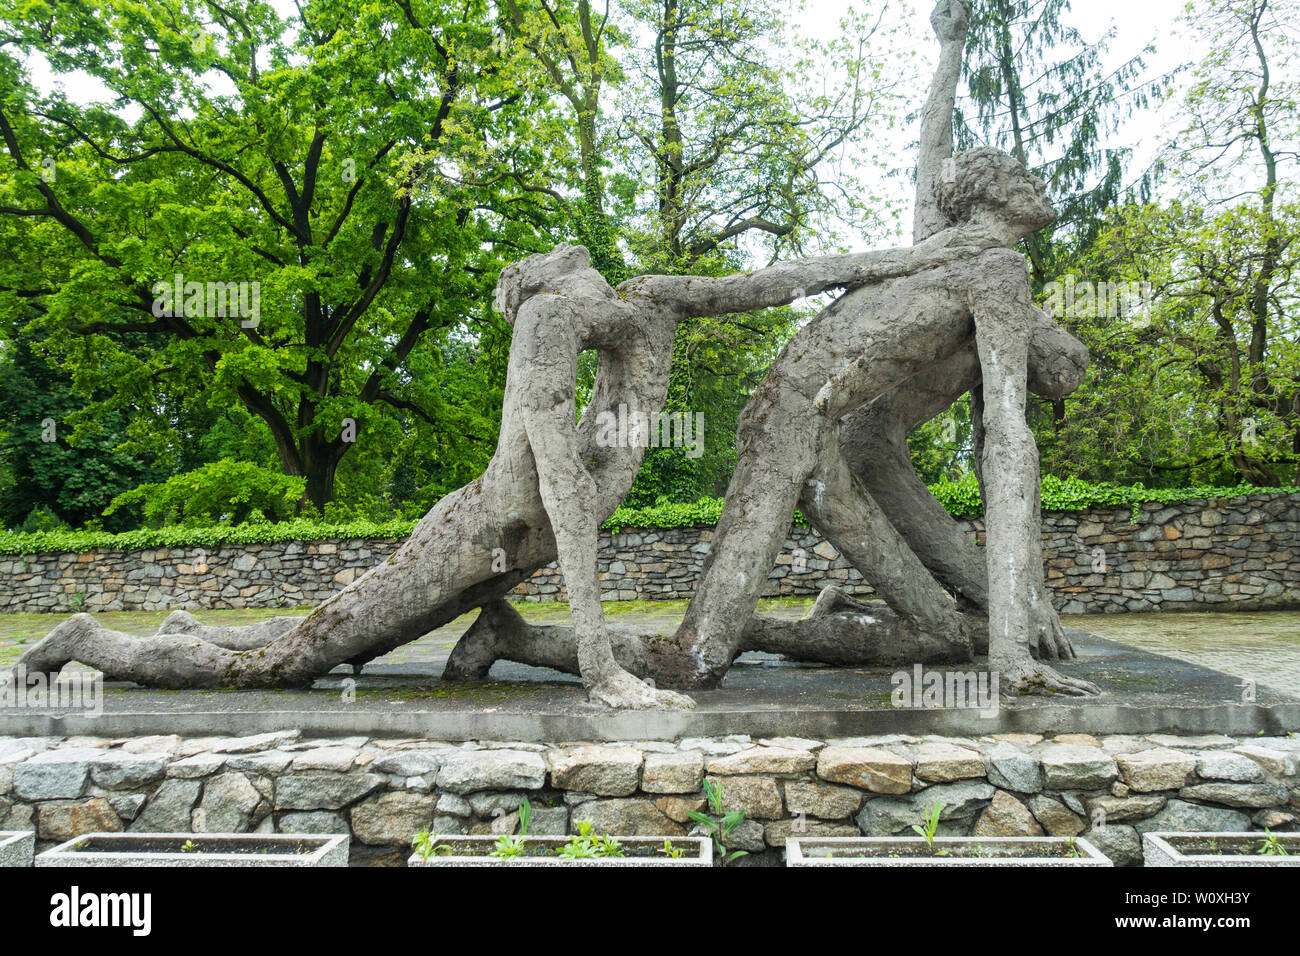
<box><xmin>2</xmin><ymin>493</ymin><xmax>1298</xmax><ymax>615</ymax></box>
<box><xmin>1</xmin><ymin>732</ymin><xmax>1296</xmax><ymax>866</ymax></box>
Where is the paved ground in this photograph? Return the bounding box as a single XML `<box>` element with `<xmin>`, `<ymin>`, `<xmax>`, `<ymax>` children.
<box><xmin>4</xmin><ymin>599</ymin><xmax>1299</xmax><ymax>697</ymax></box>
<box><xmin>1073</xmin><ymin>610</ymin><xmax>1300</xmax><ymax>698</ymax></box>
<box><xmin>2</xmin><ymin>600</ymin><xmax>1297</xmax><ymax>740</ymax></box>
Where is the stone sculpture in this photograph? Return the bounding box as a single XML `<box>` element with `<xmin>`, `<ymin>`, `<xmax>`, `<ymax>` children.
<box><xmin>12</xmin><ymin>0</ymin><xmax>1099</xmax><ymax>707</ymax></box>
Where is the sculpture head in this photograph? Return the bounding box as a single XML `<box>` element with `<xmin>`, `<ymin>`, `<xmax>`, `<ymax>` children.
<box><xmin>937</xmin><ymin>147</ymin><xmax>1055</xmax><ymax>242</ymax></box>
<box><xmin>1028</xmin><ymin>307</ymin><xmax>1089</xmax><ymax>400</ymax></box>
<box><xmin>493</xmin><ymin>243</ymin><xmax>613</xmax><ymax>325</ymax></box>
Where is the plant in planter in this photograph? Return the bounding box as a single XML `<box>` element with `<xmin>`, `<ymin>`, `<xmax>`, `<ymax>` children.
<box><xmin>0</xmin><ymin>831</ymin><xmax>35</xmax><ymax>868</ymax></box>
<box><xmin>1143</xmin><ymin>830</ymin><xmax>1300</xmax><ymax>867</ymax></box>
<box><xmin>910</xmin><ymin>802</ymin><xmax>948</xmax><ymax>856</ymax></box>
<box><xmin>406</xmin><ymin>810</ymin><xmax>711</xmax><ymax>867</ymax></box>
<box><xmin>490</xmin><ymin>799</ymin><xmax>533</xmax><ymax>859</ymax></box>
<box><xmin>36</xmin><ymin>833</ymin><xmax>348</xmax><ymax>867</ymax></box>
<box><xmin>687</xmin><ymin>779</ymin><xmax>749</xmax><ymax>866</ymax></box>
<box><xmin>556</xmin><ymin>822</ymin><xmax>625</xmax><ymax>859</ymax></box>
<box><xmin>411</xmin><ymin>829</ymin><xmax>454</xmax><ymax>862</ymax></box>
<box><xmin>787</xmin><ymin>804</ymin><xmax>1110</xmax><ymax>867</ymax></box>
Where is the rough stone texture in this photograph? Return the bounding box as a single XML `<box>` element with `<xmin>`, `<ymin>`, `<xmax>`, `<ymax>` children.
<box><xmin>2</xmin><ymin>733</ymin><xmax>1292</xmax><ymax>865</ymax></box>
<box><xmin>277</xmin><ymin>811</ymin><xmax>350</xmax><ymax>834</ymax></box>
<box><xmin>1037</xmin><ymin>744</ymin><xmax>1117</xmax><ymax>790</ymax></box>
<box><xmin>784</xmin><ymin>780</ymin><xmax>864</xmax><ymax>820</ymax></box>
<box><xmin>817</xmin><ymin>746</ymin><xmax>912</xmax><ymax>794</ymax></box>
<box><xmin>1178</xmin><ymin>782</ymin><xmax>1291</xmax><ymax>809</ymax></box>
<box><xmin>974</xmin><ymin>791</ymin><xmax>1043</xmax><ymax>836</ymax></box>
<box><xmin>528</xmin><ymin>806</ymin><xmax>570</xmax><ymax>836</ymax></box>
<box><xmin>984</xmin><ymin>742</ymin><xmax>1043</xmax><ymax>793</ymax></box>
<box><xmin>369</xmin><ymin>750</ymin><xmax>443</xmax><ymax>778</ymax></box>
<box><xmin>1196</xmin><ymin>751</ymin><xmax>1266</xmax><ymax>782</ymax></box>
<box><xmin>275</xmin><ymin>772</ymin><xmax>384</xmax><ymax>811</ymax></box>
<box><xmin>642</xmin><ymin>752</ymin><xmax>705</xmax><ymax>794</ymax></box>
<box><xmin>166</xmin><ymin>752</ymin><xmax>228</xmax><ymax>779</ymax></box>
<box><xmin>856</xmin><ymin>781</ymin><xmax>995</xmax><ymax>836</ymax></box>
<box><xmin>704</xmin><ymin>775</ymin><xmax>784</xmax><ymax>820</ymax></box>
<box><xmin>7</xmin><ymin>492</ymin><xmax>1299</xmax><ymax>615</ymax></box>
<box><xmin>571</xmin><ymin>799</ymin><xmax>686</xmax><ymax>837</ymax></box>
<box><xmin>88</xmin><ymin>752</ymin><xmax>169</xmax><ymax>790</ymax></box>
<box><xmin>13</xmin><ymin>748</ymin><xmax>98</xmax><ymax>800</ymax></box>
<box><xmin>1085</xmin><ymin>794</ymin><xmax>1167</xmax><ymax>824</ymax></box>
<box><xmin>654</xmin><ymin>796</ymin><xmax>707</xmax><ymax>824</ymax></box>
<box><xmin>131</xmin><ymin>779</ymin><xmax>201</xmax><ymax>832</ymax></box>
<box><xmin>436</xmin><ymin>750</ymin><xmax>547</xmax><ymax>794</ymax></box>
<box><xmin>547</xmin><ymin>747</ymin><xmax>642</xmax><ymax>796</ymax></box>
<box><xmin>1134</xmin><ymin>799</ymin><xmax>1252</xmax><ymax>834</ymax></box>
<box><xmin>1114</xmin><ymin>749</ymin><xmax>1196</xmax><ymax>793</ymax></box>
<box><xmin>37</xmin><ymin>797</ymin><xmax>122</xmax><ymax>841</ymax></box>
<box><xmin>707</xmin><ymin>747</ymin><xmax>816</xmax><ymax>776</ymax></box>
<box><xmin>1084</xmin><ymin>824</ymin><xmax>1142</xmax><ymax>867</ymax></box>
<box><xmin>291</xmin><ymin>747</ymin><xmax>360</xmax><ymax>773</ymax></box>
<box><xmin>764</xmin><ymin>818</ymin><xmax>860</xmax><ymax>846</ymax></box>
<box><xmin>350</xmin><ymin>791</ymin><xmax>436</xmax><ymax>845</ymax></box>
<box><xmin>1027</xmin><ymin>794</ymin><xmax>1086</xmax><ymax>836</ymax></box>
<box><xmin>915</xmin><ymin>742</ymin><xmax>986</xmax><ymax>782</ymax></box>
<box><xmin>1234</xmin><ymin>745</ymin><xmax>1297</xmax><ymax>777</ymax></box>
<box><xmin>195</xmin><ymin>772</ymin><xmax>264</xmax><ymax>832</ymax></box>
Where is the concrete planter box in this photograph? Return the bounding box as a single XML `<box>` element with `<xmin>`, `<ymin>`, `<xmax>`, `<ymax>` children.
<box><xmin>1143</xmin><ymin>832</ymin><xmax>1300</xmax><ymax>866</ymax></box>
<box><xmin>36</xmin><ymin>833</ymin><xmax>348</xmax><ymax>867</ymax></box>
<box><xmin>0</xmin><ymin>831</ymin><xmax>35</xmax><ymax>867</ymax></box>
<box><xmin>786</xmin><ymin>836</ymin><xmax>1111</xmax><ymax>867</ymax></box>
<box><xmin>408</xmin><ymin>835</ymin><xmax>713</xmax><ymax>867</ymax></box>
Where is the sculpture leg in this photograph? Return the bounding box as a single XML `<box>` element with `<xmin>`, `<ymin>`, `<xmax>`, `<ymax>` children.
<box><xmin>969</xmin><ymin>250</ymin><xmax>1097</xmax><ymax>695</ymax></box>
<box><xmin>798</xmin><ymin>438</ymin><xmax>981</xmax><ymax>657</ymax></box>
<box><xmin>517</xmin><ymin>323</ymin><xmax>694</xmax><ymax>710</ymax></box>
<box><xmin>450</xmin><ymin>594</ymin><xmax>972</xmax><ymax>682</ymax></box>
<box><xmin>841</xmin><ymin>353</ymin><xmax>1075</xmax><ymax>659</ymax></box>
<box><xmin>12</xmin><ymin>474</ymin><xmax>549</xmax><ymax>687</ymax></box>
<box><xmin>665</xmin><ymin>379</ymin><xmax>824</xmax><ymax>687</ymax></box>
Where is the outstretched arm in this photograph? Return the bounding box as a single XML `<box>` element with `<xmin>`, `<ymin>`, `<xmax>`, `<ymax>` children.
<box><xmin>619</xmin><ymin>229</ymin><xmax>997</xmax><ymax>319</ymax></box>
<box><xmin>914</xmin><ymin>0</ymin><xmax>969</xmax><ymax>243</ymax></box>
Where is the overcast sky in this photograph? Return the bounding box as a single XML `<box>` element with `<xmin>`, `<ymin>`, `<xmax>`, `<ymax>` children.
<box><xmin>787</xmin><ymin>0</ymin><xmax>1203</xmax><ymax>244</ymax></box>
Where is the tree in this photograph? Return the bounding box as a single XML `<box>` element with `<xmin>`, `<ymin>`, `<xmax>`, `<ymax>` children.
<box><xmin>612</xmin><ymin>0</ymin><xmax>905</xmax><ymax>501</ymax></box>
<box><xmin>956</xmin><ymin>0</ymin><xmax>1160</xmax><ymax>286</ymax></box>
<box><xmin>0</xmin><ymin>329</ymin><xmax>154</xmax><ymax>529</ymax></box>
<box><xmin>0</xmin><ymin>0</ymin><xmax>548</xmax><ymax>511</ymax></box>
<box><xmin>1043</xmin><ymin>0</ymin><xmax>1300</xmax><ymax>485</ymax></box>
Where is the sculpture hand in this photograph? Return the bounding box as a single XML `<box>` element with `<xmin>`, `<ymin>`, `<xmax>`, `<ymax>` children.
<box><xmin>931</xmin><ymin>0</ymin><xmax>969</xmax><ymax>43</ymax></box>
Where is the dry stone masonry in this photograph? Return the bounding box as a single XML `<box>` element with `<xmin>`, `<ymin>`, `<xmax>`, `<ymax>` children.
<box><xmin>3</xmin><ymin>493</ymin><xmax>1297</xmax><ymax>616</ymax></box>
<box><xmin>1</xmin><ymin>731</ymin><xmax>1296</xmax><ymax>866</ymax></box>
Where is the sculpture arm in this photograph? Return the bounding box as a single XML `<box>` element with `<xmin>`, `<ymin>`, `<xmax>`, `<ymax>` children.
<box><xmin>619</xmin><ymin>231</ymin><xmax>996</xmax><ymax>318</ymax></box>
<box><xmin>914</xmin><ymin>0</ymin><xmax>969</xmax><ymax>243</ymax></box>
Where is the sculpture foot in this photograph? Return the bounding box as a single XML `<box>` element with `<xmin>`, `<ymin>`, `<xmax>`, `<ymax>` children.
<box><xmin>1029</xmin><ymin>597</ymin><xmax>1075</xmax><ymax>661</ymax></box>
<box><xmin>999</xmin><ymin>660</ymin><xmax>1100</xmax><ymax>697</ymax></box>
<box><xmin>588</xmin><ymin>672</ymin><xmax>697</xmax><ymax>710</ymax></box>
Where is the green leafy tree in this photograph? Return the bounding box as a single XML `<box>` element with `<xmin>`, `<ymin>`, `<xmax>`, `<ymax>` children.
<box><xmin>0</xmin><ymin>0</ymin><xmax>550</xmax><ymax>512</ymax></box>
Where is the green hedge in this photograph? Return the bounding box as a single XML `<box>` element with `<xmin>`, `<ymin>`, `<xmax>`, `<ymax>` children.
<box><xmin>1</xmin><ymin>477</ymin><xmax>1295</xmax><ymax>555</ymax></box>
